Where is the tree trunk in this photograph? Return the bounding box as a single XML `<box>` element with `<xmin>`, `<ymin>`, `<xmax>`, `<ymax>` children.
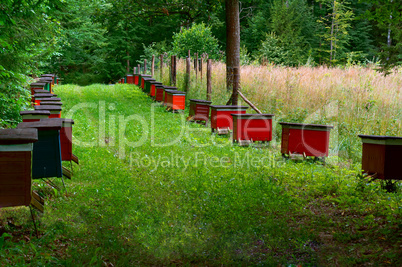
<box><xmin>151</xmin><ymin>55</ymin><xmax>155</xmax><ymax>77</ymax></box>
<box><xmin>226</xmin><ymin>0</ymin><xmax>240</xmax><ymax>105</ymax></box>
<box><xmin>126</xmin><ymin>51</ymin><xmax>130</xmax><ymax>73</ymax></box>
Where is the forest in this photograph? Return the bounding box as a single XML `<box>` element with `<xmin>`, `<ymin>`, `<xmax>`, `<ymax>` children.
<box><xmin>1</xmin><ymin>1</ymin><xmax>402</xmax><ymax>265</ymax></box>
<box><xmin>1</xmin><ymin>0</ymin><xmax>401</xmax><ymax>127</ymax></box>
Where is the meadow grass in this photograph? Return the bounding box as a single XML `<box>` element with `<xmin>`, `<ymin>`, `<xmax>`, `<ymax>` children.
<box><xmin>158</xmin><ymin>61</ymin><xmax>402</xmax><ymax>162</ymax></box>
<box><xmin>0</xmin><ymin>82</ymin><xmax>401</xmax><ymax>266</ymax></box>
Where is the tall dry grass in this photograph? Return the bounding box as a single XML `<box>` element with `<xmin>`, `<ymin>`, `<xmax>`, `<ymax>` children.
<box><xmin>157</xmin><ymin>60</ymin><xmax>402</xmax><ymax>161</ymax></box>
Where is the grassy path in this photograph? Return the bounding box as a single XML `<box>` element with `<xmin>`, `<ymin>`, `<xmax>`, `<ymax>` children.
<box><xmin>0</xmin><ymin>84</ymin><xmax>401</xmax><ymax>266</ymax></box>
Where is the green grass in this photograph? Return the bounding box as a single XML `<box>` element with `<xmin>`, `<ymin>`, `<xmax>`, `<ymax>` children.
<box><xmin>0</xmin><ymin>84</ymin><xmax>401</xmax><ymax>266</ymax></box>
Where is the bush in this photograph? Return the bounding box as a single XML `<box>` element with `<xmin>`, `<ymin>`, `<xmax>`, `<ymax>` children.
<box><xmin>171</xmin><ymin>23</ymin><xmax>221</xmax><ymax>60</ymax></box>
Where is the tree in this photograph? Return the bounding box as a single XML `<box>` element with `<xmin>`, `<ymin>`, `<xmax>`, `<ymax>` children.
<box><xmin>316</xmin><ymin>0</ymin><xmax>354</xmax><ymax>65</ymax></box>
<box><xmin>361</xmin><ymin>0</ymin><xmax>402</xmax><ymax>73</ymax></box>
<box><xmin>171</xmin><ymin>23</ymin><xmax>221</xmax><ymax>59</ymax></box>
<box><xmin>226</xmin><ymin>0</ymin><xmax>240</xmax><ymax>105</ymax></box>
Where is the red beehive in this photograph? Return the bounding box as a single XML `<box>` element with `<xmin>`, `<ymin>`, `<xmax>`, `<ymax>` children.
<box><xmin>188</xmin><ymin>99</ymin><xmax>212</xmax><ymax>124</ymax></box>
<box><xmin>155</xmin><ymin>85</ymin><xmax>165</xmax><ymax>102</ymax></box>
<box><xmin>150</xmin><ymin>81</ymin><xmax>163</xmax><ymax>97</ymax></box>
<box><xmin>42</xmin><ymin>118</ymin><xmax>75</xmax><ymax>162</ymax></box>
<box><xmin>133</xmin><ymin>74</ymin><xmax>140</xmax><ymax>85</ymax></box>
<box><xmin>20</xmin><ymin>110</ymin><xmax>51</xmax><ymax>122</ymax></box>
<box><xmin>279</xmin><ymin>122</ymin><xmax>333</xmax><ymax>158</ymax></box>
<box><xmin>0</xmin><ymin>128</ymin><xmax>38</xmax><ymax>208</ymax></box>
<box><xmin>210</xmin><ymin>105</ymin><xmax>248</xmax><ymax>133</ymax></box>
<box><xmin>358</xmin><ymin>135</ymin><xmax>402</xmax><ymax>180</ymax></box>
<box><xmin>165</xmin><ymin>90</ymin><xmax>186</xmax><ymax>111</ymax></box>
<box><xmin>34</xmin><ymin>105</ymin><xmax>62</xmax><ymax>118</ymax></box>
<box><xmin>126</xmin><ymin>74</ymin><xmax>134</xmax><ymax>84</ymax></box>
<box><xmin>231</xmin><ymin>114</ymin><xmax>274</xmax><ymax>143</ymax></box>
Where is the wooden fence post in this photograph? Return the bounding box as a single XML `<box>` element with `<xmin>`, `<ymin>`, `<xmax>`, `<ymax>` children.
<box><xmin>138</xmin><ymin>64</ymin><xmax>141</xmax><ymax>74</ymax></box>
<box><xmin>160</xmin><ymin>54</ymin><xmax>163</xmax><ymax>81</ymax></box>
<box><xmin>195</xmin><ymin>53</ymin><xmax>198</xmax><ymax>81</ymax></box>
<box><xmin>151</xmin><ymin>55</ymin><xmax>155</xmax><ymax>77</ymax></box>
<box><xmin>185</xmin><ymin>57</ymin><xmax>191</xmax><ymax>93</ymax></box>
<box><xmin>144</xmin><ymin>59</ymin><xmax>147</xmax><ymax>74</ymax></box>
<box><xmin>207</xmin><ymin>59</ymin><xmax>212</xmax><ymax>101</ymax></box>
<box><xmin>200</xmin><ymin>57</ymin><xmax>203</xmax><ymax>81</ymax></box>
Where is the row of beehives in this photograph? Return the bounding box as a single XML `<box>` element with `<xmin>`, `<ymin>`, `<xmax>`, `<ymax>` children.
<box><xmin>121</xmin><ymin>72</ymin><xmax>402</xmax><ymax>181</ymax></box>
<box><xmin>0</xmin><ymin>74</ymin><xmax>78</xmax><ymax>213</ymax></box>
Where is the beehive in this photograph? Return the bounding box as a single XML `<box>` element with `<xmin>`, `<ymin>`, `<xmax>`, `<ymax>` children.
<box><xmin>358</xmin><ymin>135</ymin><xmax>402</xmax><ymax>180</ymax></box>
<box><xmin>231</xmin><ymin>114</ymin><xmax>274</xmax><ymax>142</ymax></box>
<box><xmin>17</xmin><ymin>119</ymin><xmax>63</xmax><ymax>179</ymax></box>
<box><xmin>279</xmin><ymin>122</ymin><xmax>333</xmax><ymax>158</ymax></box>
<box><xmin>0</xmin><ymin>129</ymin><xmax>38</xmax><ymax>208</ymax></box>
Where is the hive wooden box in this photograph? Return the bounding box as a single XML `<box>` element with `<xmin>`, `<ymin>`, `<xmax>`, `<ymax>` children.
<box><xmin>20</xmin><ymin>110</ymin><xmax>51</xmax><ymax>122</ymax></box>
<box><xmin>34</xmin><ymin>105</ymin><xmax>62</xmax><ymax>118</ymax></box>
<box><xmin>165</xmin><ymin>90</ymin><xmax>186</xmax><ymax>111</ymax></box>
<box><xmin>126</xmin><ymin>74</ymin><xmax>134</xmax><ymax>84</ymax></box>
<box><xmin>30</xmin><ymin>83</ymin><xmax>46</xmax><ymax>95</ymax></box>
<box><xmin>280</xmin><ymin>122</ymin><xmax>333</xmax><ymax>158</ymax></box>
<box><xmin>33</xmin><ymin>92</ymin><xmax>57</xmax><ymax>105</ymax></box>
<box><xmin>17</xmin><ymin>119</ymin><xmax>63</xmax><ymax>179</ymax></box>
<box><xmin>188</xmin><ymin>99</ymin><xmax>212</xmax><ymax>124</ymax></box>
<box><xmin>358</xmin><ymin>135</ymin><xmax>402</xmax><ymax>180</ymax></box>
<box><xmin>36</xmin><ymin>97</ymin><xmax>61</xmax><ymax>105</ymax></box>
<box><xmin>210</xmin><ymin>105</ymin><xmax>248</xmax><ymax>133</ymax></box>
<box><xmin>162</xmin><ymin>86</ymin><xmax>177</xmax><ymax>105</ymax></box>
<box><xmin>143</xmin><ymin>78</ymin><xmax>156</xmax><ymax>93</ymax></box>
<box><xmin>150</xmin><ymin>81</ymin><xmax>163</xmax><ymax>97</ymax></box>
<box><xmin>231</xmin><ymin>114</ymin><xmax>274</xmax><ymax>142</ymax></box>
<box><xmin>0</xmin><ymin>128</ymin><xmax>38</xmax><ymax>208</ymax></box>
<box><xmin>39</xmin><ymin>78</ymin><xmax>53</xmax><ymax>92</ymax></box>
<box><xmin>140</xmin><ymin>74</ymin><xmax>152</xmax><ymax>89</ymax></box>
<box><xmin>155</xmin><ymin>85</ymin><xmax>165</xmax><ymax>102</ymax></box>
<box><xmin>41</xmin><ymin>74</ymin><xmax>55</xmax><ymax>85</ymax></box>
<box><xmin>42</xmin><ymin>118</ymin><xmax>75</xmax><ymax>162</ymax></box>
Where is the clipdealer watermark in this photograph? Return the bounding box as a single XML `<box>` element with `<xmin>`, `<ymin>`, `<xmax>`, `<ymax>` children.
<box><xmin>129</xmin><ymin>151</ymin><xmax>282</xmax><ymax>171</ymax></box>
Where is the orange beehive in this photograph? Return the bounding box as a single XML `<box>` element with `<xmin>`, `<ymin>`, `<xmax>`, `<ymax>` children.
<box><xmin>165</xmin><ymin>90</ymin><xmax>186</xmax><ymax>111</ymax></box>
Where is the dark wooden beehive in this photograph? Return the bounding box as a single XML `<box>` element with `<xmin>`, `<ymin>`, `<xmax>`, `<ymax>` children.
<box><xmin>358</xmin><ymin>135</ymin><xmax>402</xmax><ymax>180</ymax></box>
<box><xmin>0</xmin><ymin>128</ymin><xmax>38</xmax><ymax>208</ymax></box>
<box><xmin>188</xmin><ymin>99</ymin><xmax>212</xmax><ymax>124</ymax></box>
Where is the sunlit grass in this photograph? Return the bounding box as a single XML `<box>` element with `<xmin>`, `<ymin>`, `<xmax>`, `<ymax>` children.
<box><xmin>0</xmin><ymin>83</ymin><xmax>401</xmax><ymax>266</ymax></box>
